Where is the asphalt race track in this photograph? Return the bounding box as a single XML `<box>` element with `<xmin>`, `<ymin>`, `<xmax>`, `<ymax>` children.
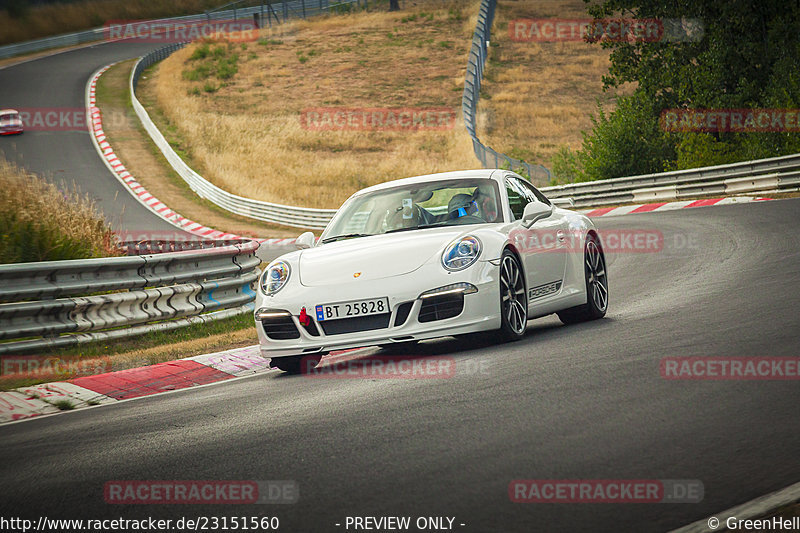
<box><xmin>0</xmin><ymin>41</ymin><xmax>187</xmax><ymax>236</ymax></box>
<box><xmin>1</xmin><ymin>197</ymin><xmax>799</xmax><ymax>531</ymax></box>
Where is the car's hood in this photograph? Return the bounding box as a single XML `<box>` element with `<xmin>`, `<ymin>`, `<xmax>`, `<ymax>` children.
<box><xmin>298</xmin><ymin>226</ymin><xmax>475</xmax><ymax>287</ymax></box>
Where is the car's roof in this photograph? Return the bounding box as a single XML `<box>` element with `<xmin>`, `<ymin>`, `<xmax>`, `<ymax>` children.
<box><xmin>0</xmin><ymin>109</ymin><xmax>19</xmax><ymax>114</ymax></box>
<box><xmin>355</xmin><ymin>169</ymin><xmax>503</xmax><ymax>196</ymax></box>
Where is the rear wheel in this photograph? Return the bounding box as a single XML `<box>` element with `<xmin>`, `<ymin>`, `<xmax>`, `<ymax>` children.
<box><xmin>498</xmin><ymin>250</ymin><xmax>528</xmax><ymax>341</ymax></box>
<box><xmin>558</xmin><ymin>234</ymin><xmax>608</xmax><ymax>324</ymax></box>
<box><xmin>270</xmin><ymin>354</ymin><xmax>321</xmax><ymax>374</ymax></box>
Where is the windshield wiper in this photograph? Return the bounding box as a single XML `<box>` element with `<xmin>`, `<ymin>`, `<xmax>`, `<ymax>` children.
<box><xmin>384</xmin><ymin>223</ymin><xmax>448</xmax><ymax>234</ymax></box>
<box><xmin>320</xmin><ymin>233</ymin><xmax>373</xmax><ymax>243</ymax></box>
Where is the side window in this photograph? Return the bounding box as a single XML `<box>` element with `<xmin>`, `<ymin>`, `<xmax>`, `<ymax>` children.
<box><xmin>505</xmin><ymin>179</ymin><xmax>529</xmax><ymax>220</ymax></box>
<box><xmin>519</xmin><ymin>180</ymin><xmax>551</xmax><ymax>206</ymax></box>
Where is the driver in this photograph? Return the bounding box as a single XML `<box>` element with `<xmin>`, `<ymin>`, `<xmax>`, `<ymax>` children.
<box><xmin>472</xmin><ymin>184</ymin><xmax>498</xmax><ymax>222</ymax></box>
<box><xmin>447</xmin><ymin>194</ymin><xmax>481</xmax><ymax>220</ymax></box>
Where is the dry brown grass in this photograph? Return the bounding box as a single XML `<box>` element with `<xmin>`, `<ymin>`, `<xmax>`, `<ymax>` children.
<box><xmin>143</xmin><ymin>0</ymin><xmax>481</xmax><ymax>209</ymax></box>
<box><xmin>0</xmin><ymin>0</ymin><xmax>224</xmax><ymax>45</ymax></box>
<box><xmin>479</xmin><ymin>0</ymin><xmax>634</xmax><ymax>184</ymax></box>
<box><xmin>97</xmin><ymin>59</ymin><xmax>299</xmax><ymax>238</ymax></box>
<box><xmin>0</xmin><ymin>159</ymin><xmax>119</xmax><ymax>263</ymax></box>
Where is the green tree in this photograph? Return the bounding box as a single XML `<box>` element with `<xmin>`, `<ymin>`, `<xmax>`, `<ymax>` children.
<box><xmin>571</xmin><ymin>0</ymin><xmax>800</xmax><ymax>180</ymax></box>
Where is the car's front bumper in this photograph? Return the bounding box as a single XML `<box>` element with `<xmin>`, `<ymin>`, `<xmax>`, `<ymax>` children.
<box><xmin>254</xmin><ymin>260</ymin><xmax>501</xmax><ymax>358</ymax></box>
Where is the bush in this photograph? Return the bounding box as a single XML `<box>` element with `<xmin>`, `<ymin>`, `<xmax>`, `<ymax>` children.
<box><xmin>672</xmin><ymin>133</ymin><xmax>740</xmax><ymax>170</ymax></box>
<box><xmin>0</xmin><ymin>160</ymin><xmax>120</xmax><ymax>263</ymax></box>
<box><xmin>183</xmin><ymin>41</ymin><xmax>240</xmax><ymax>84</ymax></box>
<box><xmin>189</xmin><ymin>42</ymin><xmax>210</xmax><ymax>60</ymax></box>
<box><xmin>551</xmin><ymin>146</ymin><xmax>582</xmax><ymax>185</ymax></box>
<box><xmin>216</xmin><ymin>54</ymin><xmax>239</xmax><ymax>79</ymax></box>
<box><xmin>182</xmin><ymin>63</ymin><xmax>211</xmax><ymax>81</ymax></box>
<box><xmin>578</xmin><ymin>94</ymin><xmax>676</xmax><ymax>181</ymax></box>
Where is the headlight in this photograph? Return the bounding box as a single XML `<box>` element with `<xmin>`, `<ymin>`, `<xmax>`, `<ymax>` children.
<box><xmin>260</xmin><ymin>261</ymin><xmax>291</xmax><ymax>295</ymax></box>
<box><xmin>441</xmin><ymin>236</ymin><xmax>482</xmax><ymax>271</ymax></box>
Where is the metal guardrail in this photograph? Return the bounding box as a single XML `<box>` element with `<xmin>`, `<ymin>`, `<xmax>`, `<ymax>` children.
<box><xmin>461</xmin><ymin>0</ymin><xmax>551</xmax><ymax>184</ymax></box>
<box><xmin>0</xmin><ymin>240</ymin><xmax>260</xmax><ymax>355</ymax></box>
<box><xmin>540</xmin><ymin>153</ymin><xmax>800</xmax><ymax>207</ymax></box>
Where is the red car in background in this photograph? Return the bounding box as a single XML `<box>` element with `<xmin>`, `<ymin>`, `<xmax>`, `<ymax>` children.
<box><xmin>0</xmin><ymin>109</ymin><xmax>23</xmax><ymax>135</ymax></box>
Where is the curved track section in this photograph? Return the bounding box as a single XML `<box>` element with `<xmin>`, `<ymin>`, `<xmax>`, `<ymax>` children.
<box><xmin>0</xmin><ymin>199</ymin><xmax>798</xmax><ymax>531</ymax></box>
<box><xmin>0</xmin><ymin>41</ymin><xmax>186</xmax><ymax>235</ymax></box>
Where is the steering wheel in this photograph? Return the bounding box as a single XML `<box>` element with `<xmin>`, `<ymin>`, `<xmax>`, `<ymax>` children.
<box><xmin>448</xmin><ymin>214</ymin><xmax>485</xmax><ymax>225</ymax></box>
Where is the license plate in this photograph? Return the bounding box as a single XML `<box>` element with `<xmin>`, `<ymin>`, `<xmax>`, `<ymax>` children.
<box><xmin>315</xmin><ymin>297</ymin><xmax>389</xmax><ymax>321</ymax></box>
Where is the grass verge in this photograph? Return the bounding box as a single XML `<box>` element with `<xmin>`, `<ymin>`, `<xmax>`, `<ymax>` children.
<box><xmin>95</xmin><ymin>59</ymin><xmax>299</xmax><ymax>238</ymax></box>
<box><xmin>0</xmin><ymin>312</ymin><xmax>259</xmax><ymax>391</ymax></box>
<box><xmin>141</xmin><ymin>0</ymin><xmax>480</xmax><ymax>209</ymax></box>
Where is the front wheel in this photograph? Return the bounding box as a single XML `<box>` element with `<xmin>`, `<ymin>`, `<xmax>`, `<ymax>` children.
<box><xmin>557</xmin><ymin>234</ymin><xmax>608</xmax><ymax>324</ymax></box>
<box><xmin>498</xmin><ymin>250</ymin><xmax>528</xmax><ymax>341</ymax></box>
<box><xmin>270</xmin><ymin>354</ymin><xmax>322</xmax><ymax>374</ymax></box>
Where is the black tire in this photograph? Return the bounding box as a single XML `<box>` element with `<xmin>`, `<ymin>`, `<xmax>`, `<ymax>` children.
<box><xmin>498</xmin><ymin>249</ymin><xmax>528</xmax><ymax>341</ymax></box>
<box><xmin>270</xmin><ymin>354</ymin><xmax>321</xmax><ymax>374</ymax></box>
<box><xmin>557</xmin><ymin>234</ymin><xmax>608</xmax><ymax>325</ymax></box>
<box><xmin>382</xmin><ymin>340</ymin><xmax>419</xmax><ymax>353</ymax></box>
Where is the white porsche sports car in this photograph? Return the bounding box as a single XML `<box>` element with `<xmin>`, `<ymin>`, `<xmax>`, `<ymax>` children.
<box><xmin>255</xmin><ymin>170</ymin><xmax>608</xmax><ymax>373</ymax></box>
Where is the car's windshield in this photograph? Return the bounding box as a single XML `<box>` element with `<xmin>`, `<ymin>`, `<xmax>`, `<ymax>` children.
<box><xmin>0</xmin><ymin>113</ymin><xmax>16</xmax><ymax>122</ymax></box>
<box><xmin>321</xmin><ymin>178</ymin><xmax>501</xmax><ymax>243</ymax></box>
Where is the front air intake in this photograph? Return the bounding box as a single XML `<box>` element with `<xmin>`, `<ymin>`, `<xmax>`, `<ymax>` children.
<box><xmin>261</xmin><ymin>315</ymin><xmax>301</xmax><ymax>340</ymax></box>
<box><xmin>418</xmin><ymin>293</ymin><xmax>464</xmax><ymax>323</ymax></box>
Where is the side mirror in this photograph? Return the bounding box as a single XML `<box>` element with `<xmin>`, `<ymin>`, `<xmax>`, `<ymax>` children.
<box><xmin>550</xmin><ymin>197</ymin><xmax>574</xmax><ymax>208</ymax></box>
<box><xmin>295</xmin><ymin>231</ymin><xmax>316</xmax><ymax>249</ymax></box>
<box><xmin>521</xmin><ymin>202</ymin><xmax>553</xmax><ymax>228</ymax></box>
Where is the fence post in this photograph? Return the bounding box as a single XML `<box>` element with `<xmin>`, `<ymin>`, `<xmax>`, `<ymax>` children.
<box><xmin>283</xmin><ymin>0</ymin><xmax>288</xmax><ymax>21</ymax></box>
